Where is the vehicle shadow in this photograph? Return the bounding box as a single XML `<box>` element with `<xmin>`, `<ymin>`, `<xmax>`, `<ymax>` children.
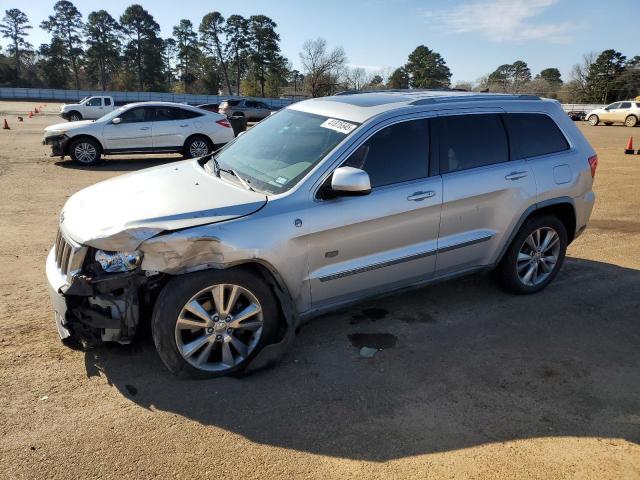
<box><xmin>55</xmin><ymin>155</ymin><xmax>183</xmax><ymax>172</ymax></box>
<box><xmin>85</xmin><ymin>257</ymin><xmax>640</xmax><ymax>461</ymax></box>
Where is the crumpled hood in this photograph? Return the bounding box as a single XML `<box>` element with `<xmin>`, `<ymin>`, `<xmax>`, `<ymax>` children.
<box><xmin>45</xmin><ymin>120</ymin><xmax>95</xmax><ymax>133</ymax></box>
<box><xmin>60</xmin><ymin>159</ymin><xmax>267</xmax><ymax>251</ymax></box>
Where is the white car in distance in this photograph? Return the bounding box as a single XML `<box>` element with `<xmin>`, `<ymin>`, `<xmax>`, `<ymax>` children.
<box><xmin>44</xmin><ymin>102</ymin><xmax>235</xmax><ymax>166</ymax></box>
<box><xmin>61</xmin><ymin>96</ymin><xmax>116</xmax><ymax>121</ymax></box>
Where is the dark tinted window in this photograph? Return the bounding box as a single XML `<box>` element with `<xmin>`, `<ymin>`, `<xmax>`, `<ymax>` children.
<box><xmin>245</xmin><ymin>100</ymin><xmax>257</xmax><ymax>107</ymax></box>
<box><xmin>344</xmin><ymin>119</ymin><xmax>429</xmax><ymax>187</ymax></box>
<box><xmin>620</xmin><ymin>102</ymin><xmax>631</xmax><ymax>108</ymax></box>
<box><xmin>437</xmin><ymin>114</ymin><xmax>508</xmax><ymax>174</ymax></box>
<box><xmin>181</xmin><ymin>109</ymin><xmax>202</xmax><ymax>119</ymax></box>
<box><xmin>104</xmin><ymin>98</ymin><xmax>111</xmax><ymax>106</ymax></box>
<box><xmin>119</xmin><ymin>107</ymin><xmax>152</xmax><ymax>123</ymax></box>
<box><xmin>154</xmin><ymin>107</ymin><xmax>182</xmax><ymax>121</ymax></box>
<box><xmin>86</xmin><ymin>97</ymin><xmax>101</xmax><ymax>106</ymax></box>
<box><xmin>504</xmin><ymin>113</ymin><xmax>569</xmax><ymax>160</ymax></box>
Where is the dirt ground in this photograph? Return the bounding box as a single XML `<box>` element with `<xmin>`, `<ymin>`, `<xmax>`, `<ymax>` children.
<box><xmin>0</xmin><ymin>101</ymin><xmax>638</xmax><ymax>479</ymax></box>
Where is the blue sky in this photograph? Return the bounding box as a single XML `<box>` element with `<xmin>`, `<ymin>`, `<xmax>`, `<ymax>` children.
<box><xmin>5</xmin><ymin>0</ymin><xmax>639</xmax><ymax>84</ymax></box>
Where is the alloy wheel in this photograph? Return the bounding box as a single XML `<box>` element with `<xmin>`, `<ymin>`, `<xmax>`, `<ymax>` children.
<box><xmin>74</xmin><ymin>142</ymin><xmax>97</xmax><ymax>163</ymax></box>
<box><xmin>516</xmin><ymin>227</ymin><xmax>561</xmax><ymax>287</ymax></box>
<box><xmin>625</xmin><ymin>116</ymin><xmax>637</xmax><ymax>127</ymax></box>
<box><xmin>189</xmin><ymin>140</ymin><xmax>210</xmax><ymax>157</ymax></box>
<box><xmin>174</xmin><ymin>283</ymin><xmax>264</xmax><ymax>372</ymax></box>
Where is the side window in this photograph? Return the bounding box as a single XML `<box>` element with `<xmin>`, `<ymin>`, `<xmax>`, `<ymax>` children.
<box><xmin>104</xmin><ymin>98</ymin><xmax>111</xmax><ymax>106</ymax></box>
<box><xmin>343</xmin><ymin>119</ymin><xmax>429</xmax><ymax>188</ymax></box>
<box><xmin>257</xmin><ymin>102</ymin><xmax>269</xmax><ymax>109</ymax></box>
<box><xmin>119</xmin><ymin>107</ymin><xmax>151</xmax><ymax>123</ymax></box>
<box><xmin>154</xmin><ymin>107</ymin><xmax>181</xmax><ymax>121</ymax></box>
<box><xmin>181</xmin><ymin>109</ymin><xmax>203</xmax><ymax>119</ymax></box>
<box><xmin>436</xmin><ymin>114</ymin><xmax>508</xmax><ymax>174</ymax></box>
<box><xmin>620</xmin><ymin>102</ymin><xmax>631</xmax><ymax>109</ymax></box>
<box><xmin>503</xmin><ymin>113</ymin><xmax>569</xmax><ymax>160</ymax></box>
<box><xmin>245</xmin><ymin>101</ymin><xmax>257</xmax><ymax>108</ymax></box>
<box><xmin>607</xmin><ymin>103</ymin><xmax>621</xmax><ymax>110</ymax></box>
<box><xmin>86</xmin><ymin>97</ymin><xmax>101</xmax><ymax>107</ymax></box>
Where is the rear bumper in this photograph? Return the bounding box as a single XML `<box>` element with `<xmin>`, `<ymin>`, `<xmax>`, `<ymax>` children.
<box><xmin>574</xmin><ymin>190</ymin><xmax>596</xmax><ymax>239</ymax></box>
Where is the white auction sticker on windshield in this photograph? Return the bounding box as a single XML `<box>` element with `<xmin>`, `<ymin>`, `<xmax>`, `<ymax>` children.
<box><xmin>320</xmin><ymin>118</ymin><xmax>357</xmax><ymax>134</ymax></box>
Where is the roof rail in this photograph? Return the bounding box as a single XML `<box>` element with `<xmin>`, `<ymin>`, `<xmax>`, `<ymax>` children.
<box><xmin>334</xmin><ymin>88</ymin><xmax>470</xmax><ymax>96</ymax></box>
<box><xmin>410</xmin><ymin>94</ymin><xmax>541</xmax><ymax>106</ymax></box>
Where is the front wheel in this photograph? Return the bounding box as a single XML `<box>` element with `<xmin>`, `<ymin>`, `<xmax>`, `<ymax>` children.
<box><xmin>152</xmin><ymin>269</ymin><xmax>279</xmax><ymax>378</ymax></box>
<box><xmin>588</xmin><ymin>115</ymin><xmax>599</xmax><ymax>126</ymax></box>
<box><xmin>495</xmin><ymin>215</ymin><xmax>567</xmax><ymax>294</ymax></box>
<box><xmin>68</xmin><ymin>137</ymin><xmax>102</xmax><ymax>166</ymax></box>
<box><xmin>68</xmin><ymin>111</ymin><xmax>82</xmax><ymax>122</ymax></box>
<box><xmin>625</xmin><ymin>115</ymin><xmax>638</xmax><ymax>127</ymax></box>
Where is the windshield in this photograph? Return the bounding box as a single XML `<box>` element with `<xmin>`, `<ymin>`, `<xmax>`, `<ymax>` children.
<box><xmin>209</xmin><ymin>109</ymin><xmax>359</xmax><ymax>194</ymax></box>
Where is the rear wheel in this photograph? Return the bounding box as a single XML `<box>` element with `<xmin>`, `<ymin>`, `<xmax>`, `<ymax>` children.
<box><xmin>588</xmin><ymin>115</ymin><xmax>599</xmax><ymax>126</ymax></box>
<box><xmin>68</xmin><ymin>137</ymin><xmax>102</xmax><ymax>166</ymax></box>
<box><xmin>625</xmin><ymin>115</ymin><xmax>638</xmax><ymax>127</ymax></box>
<box><xmin>495</xmin><ymin>215</ymin><xmax>567</xmax><ymax>294</ymax></box>
<box><xmin>152</xmin><ymin>269</ymin><xmax>279</xmax><ymax>378</ymax></box>
<box><xmin>183</xmin><ymin>135</ymin><xmax>213</xmax><ymax>159</ymax></box>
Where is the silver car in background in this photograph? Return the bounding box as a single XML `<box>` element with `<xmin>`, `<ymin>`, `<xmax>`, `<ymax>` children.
<box><xmin>46</xmin><ymin>91</ymin><xmax>597</xmax><ymax>378</ymax></box>
<box><xmin>218</xmin><ymin>98</ymin><xmax>274</xmax><ymax>121</ymax></box>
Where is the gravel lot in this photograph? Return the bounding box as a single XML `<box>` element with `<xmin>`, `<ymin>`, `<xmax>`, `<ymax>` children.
<box><xmin>0</xmin><ymin>101</ymin><xmax>638</xmax><ymax>479</ymax></box>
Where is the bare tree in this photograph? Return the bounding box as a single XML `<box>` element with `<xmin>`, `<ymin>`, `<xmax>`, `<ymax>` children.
<box><xmin>299</xmin><ymin>38</ymin><xmax>346</xmax><ymax>97</ymax></box>
<box><xmin>569</xmin><ymin>52</ymin><xmax>596</xmax><ymax>100</ymax></box>
<box><xmin>345</xmin><ymin>66</ymin><xmax>369</xmax><ymax>91</ymax></box>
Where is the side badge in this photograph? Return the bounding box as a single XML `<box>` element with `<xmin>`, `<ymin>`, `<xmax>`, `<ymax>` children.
<box><xmin>294</xmin><ymin>219</ymin><xmax>303</xmax><ymax>228</ymax></box>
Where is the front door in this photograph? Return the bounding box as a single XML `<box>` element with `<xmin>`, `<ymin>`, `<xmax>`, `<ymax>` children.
<box><xmin>599</xmin><ymin>102</ymin><xmax>621</xmax><ymax>123</ymax></box>
<box><xmin>102</xmin><ymin>106</ymin><xmax>154</xmax><ymax>151</ymax></box>
<box><xmin>433</xmin><ymin>111</ymin><xmax>537</xmax><ymax>275</ymax></box>
<box><xmin>306</xmin><ymin>118</ymin><xmax>442</xmax><ymax>308</ymax></box>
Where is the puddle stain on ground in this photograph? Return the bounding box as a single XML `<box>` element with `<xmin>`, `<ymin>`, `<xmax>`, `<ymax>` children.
<box><xmin>348</xmin><ymin>333</ymin><xmax>398</xmax><ymax>350</ymax></box>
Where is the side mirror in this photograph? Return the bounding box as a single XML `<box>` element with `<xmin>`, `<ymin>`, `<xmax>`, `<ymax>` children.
<box><xmin>112</xmin><ymin>117</ymin><xmax>121</xmax><ymax>125</ymax></box>
<box><xmin>330</xmin><ymin>167</ymin><xmax>371</xmax><ymax>196</ymax></box>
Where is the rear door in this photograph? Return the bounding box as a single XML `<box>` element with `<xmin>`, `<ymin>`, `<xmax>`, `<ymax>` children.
<box><xmin>306</xmin><ymin>117</ymin><xmax>442</xmax><ymax>307</ymax></box>
<box><xmin>615</xmin><ymin>102</ymin><xmax>632</xmax><ymax>123</ymax></box>
<box><xmin>102</xmin><ymin>106</ymin><xmax>154</xmax><ymax>151</ymax></box>
<box><xmin>434</xmin><ymin>111</ymin><xmax>537</xmax><ymax>275</ymax></box>
<box><xmin>152</xmin><ymin>106</ymin><xmax>196</xmax><ymax>150</ymax></box>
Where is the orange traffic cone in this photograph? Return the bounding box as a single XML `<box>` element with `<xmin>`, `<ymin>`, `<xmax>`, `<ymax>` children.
<box><xmin>28</xmin><ymin>111</ymin><xmax>33</xmax><ymax>118</ymax></box>
<box><xmin>625</xmin><ymin>136</ymin><xmax>634</xmax><ymax>154</ymax></box>
<box><xmin>3</xmin><ymin>119</ymin><xmax>10</xmax><ymax>130</ymax></box>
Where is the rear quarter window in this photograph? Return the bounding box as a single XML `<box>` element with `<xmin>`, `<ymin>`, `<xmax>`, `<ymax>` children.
<box><xmin>504</xmin><ymin>113</ymin><xmax>569</xmax><ymax>160</ymax></box>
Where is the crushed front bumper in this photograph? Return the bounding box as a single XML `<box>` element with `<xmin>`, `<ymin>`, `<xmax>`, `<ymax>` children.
<box><xmin>46</xmin><ymin>247</ymin><xmax>146</xmax><ymax>347</ymax></box>
<box><xmin>43</xmin><ymin>134</ymin><xmax>70</xmax><ymax>157</ymax></box>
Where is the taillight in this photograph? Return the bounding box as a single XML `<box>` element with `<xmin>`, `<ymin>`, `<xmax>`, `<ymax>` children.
<box><xmin>588</xmin><ymin>154</ymin><xmax>598</xmax><ymax>178</ymax></box>
<box><xmin>216</xmin><ymin>118</ymin><xmax>232</xmax><ymax>128</ymax></box>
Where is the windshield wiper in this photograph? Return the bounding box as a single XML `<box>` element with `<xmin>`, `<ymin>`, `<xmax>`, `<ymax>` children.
<box><xmin>212</xmin><ymin>158</ymin><xmax>254</xmax><ymax>191</ymax></box>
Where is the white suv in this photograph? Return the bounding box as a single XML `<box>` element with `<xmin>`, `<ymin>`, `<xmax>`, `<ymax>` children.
<box><xmin>44</xmin><ymin>102</ymin><xmax>235</xmax><ymax>165</ymax></box>
<box><xmin>586</xmin><ymin>100</ymin><xmax>640</xmax><ymax>127</ymax></box>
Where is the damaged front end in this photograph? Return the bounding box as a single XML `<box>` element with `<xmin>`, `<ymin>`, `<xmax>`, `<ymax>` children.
<box><xmin>46</xmin><ymin>230</ymin><xmax>163</xmax><ymax>348</ymax></box>
<box><xmin>43</xmin><ymin>134</ymin><xmax>69</xmax><ymax>157</ymax></box>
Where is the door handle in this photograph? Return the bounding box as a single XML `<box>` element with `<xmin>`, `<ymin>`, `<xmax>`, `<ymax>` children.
<box><xmin>179</xmin><ymin>124</ymin><xmax>189</xmax><ymax>127</ymax></box>
<box><xmin>505</xmin><ymin>171</ymin><xmax>528</xmax><ymax>181</ymax></box>
<box><xmin>407</xmin><ymin>191</ymin><xmax>436</xmax><ymax>201</ymax></box>
<box><xmin>139</xmin><ymin>127</ymin><xmax>150</xmax><ymax>131</ymax></box>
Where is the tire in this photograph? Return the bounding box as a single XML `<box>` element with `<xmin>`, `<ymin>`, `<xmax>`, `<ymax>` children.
<box><xmin>587</xmin><ymin>115</ymin><xmax>599</xmax><ymax>126</ymax></box>
<box><xmin>152</xmin><ymin>269</ymin><xmax>279</xmax><ymax>378</ymax></box>
<box><xmin>68</xmin><ymin>111</ymin><xmax>82</xmax><ymax>122</ymax></box>
<box><xmin>183</xmin><ymin>135</ymin><xmax>213</xmax><ymax>159</ymax></box>
<box><xmin>495</xmin><ymin>215</ymin><xmax>568</xmax><ymax>295</ymax></box>
<box><xmin>625</xmin><ymin>115</ymin><xmax>638</xmax><ymax>127</ymax></box>
<box><xmin>68</xmin><ymin>137</ymin><xmax>102</xmax><ymax>166</ymax></box>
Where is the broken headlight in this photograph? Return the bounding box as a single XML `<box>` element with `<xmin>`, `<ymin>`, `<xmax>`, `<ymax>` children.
<box><xmin>95</xmin><ymin>250</ymin><xmax>142</xmax><ymax>273</ymax></box>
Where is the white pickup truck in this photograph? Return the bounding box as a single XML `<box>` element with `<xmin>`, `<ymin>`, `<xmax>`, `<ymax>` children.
<box><xmin>60</xmin><ymin>96</ymin><xmax>116</xmax><ymax>122</ymax></box>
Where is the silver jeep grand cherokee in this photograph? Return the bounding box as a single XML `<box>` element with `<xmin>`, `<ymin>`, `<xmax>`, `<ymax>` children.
<box><xmin>46</xmin><ymin>91</ymin><xmax>597</xmax><ymax>378</ymax></box>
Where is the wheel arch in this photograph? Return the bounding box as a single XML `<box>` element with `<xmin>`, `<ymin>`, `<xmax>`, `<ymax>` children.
<box><xmin>65</xmin><ymin>134</ymin><xmax>104</xmax><ymax>155</ymax></box>
<box><xmin>496</xmin><ymin>197</ymin><xmax>577</xmax><ymax>265</ymax></box>
<box><xmin>67</xmin><ymin>110</ymin><xmax>82</xmax><ymax>120</ymax></box>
